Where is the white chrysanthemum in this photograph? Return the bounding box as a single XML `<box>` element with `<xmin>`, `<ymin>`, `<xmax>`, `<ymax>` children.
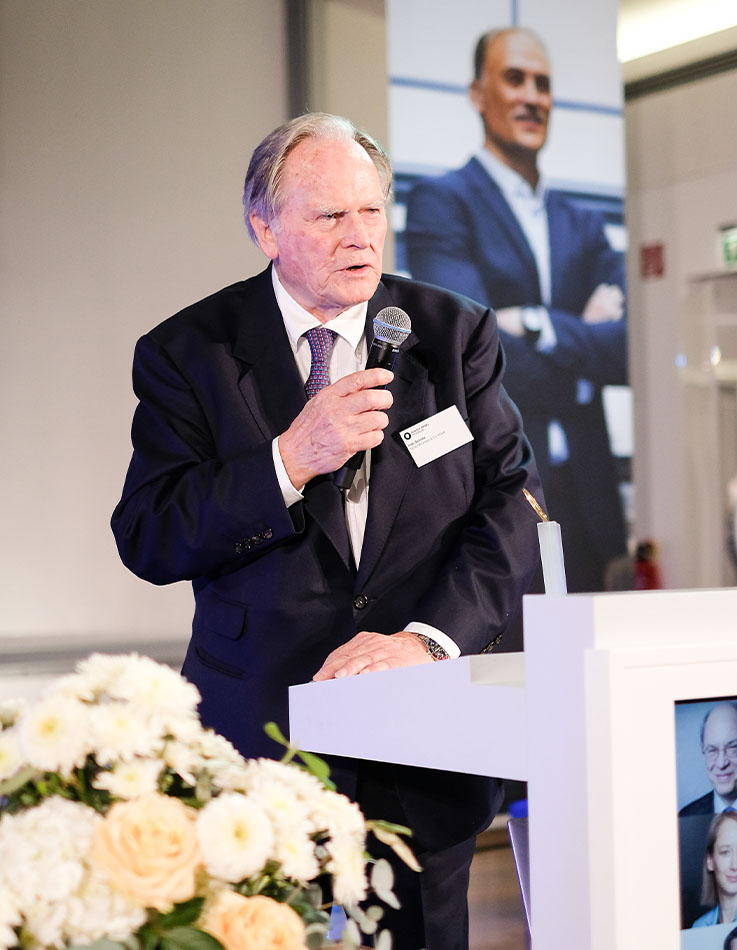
<box><xmin>107</xmin><ymin>654</ymin><xmax>200</xmax><ymax>714</ymax></box>
<box><xmin>163</xmin><ymin>727</ymin><xmax>248</xmax><ymax>791</ymax></box>
<box><xmin>247</xmin><ymin>776</ymin><xmax>311</xmax><ymax>830</ymax></box>
<box><xmin>197</xmin><ymin>792</ymin><xmax>274</xmax><ymax>882</ymax></box>
<box><xmin>18</xmin><ymin>695</ymin><xmax>91</xmax><ymax>773</ymax></box>
<box><xmin>63</xmin><ymin>868</ymin><xmax>147</xmax><ymax>943</ymax></box>
<box><xmin>327</xmin><ymin>837</ymin><xmax>368</xmax><ymax>906</ymax></box>
<box><xmin>93</xmin><ymin>758</ymin><xmax>163</xmax><ymax>799</ymax></box>
<box><xmin>0</xmin><ymin>730</ymin><xmax>22</xmax><ymax>782</ymax></box>
<box><xmin>91</xmin><ymin>703</ymin><xmax>163</xmax><ymax>764</ymax></box>
<box><xmin>272</xmin><ymin>822</ymin><xmax>320</xmax><ymax>882</ymax></box>
<box><xmin>51</xmin><ymin>653</ymin><xmax>132</xmax><ymax>702</ymax></box>
<box><xmin>161</xmin><ymin>738</ymin><xmax>201</xmax><ymax>787</ymax></box>
<box><xmin>196</xmin><ymin>729</ymin><xmax>247</xmax><ymax>769</ymax></box>
<box><xmin>21</xmin><ymin>897</ymin><xmax>67</xmax><ymax>949</ymax></box>
<box><xmin>240</xmin><ymin>757</ymin><xmax>325</xmax><ymax>804</ymax></box>
<box><xmin>0</xmin><ymin>798</ymin><xmax>100</xmax><ymax>908</ymax></box>
<box><xmin>310</xmin><ymin>790</ymin><xmax>365</xmax><ymax>843</ymax></box>
<box><xmin>207</xmin><ymin>761</ymin><xmax>252</xmax><ymax>792</ymax></box>
<box><xmin>165</xmin><ymin>713</ymin><xmax>204</xmax><ymax>746</ymax></box>
<box><xmin>0</xmin><ymin>797</ymin><xmax>146</xmax><ymax>948</ymax></box>
<box><xmin>0</xmin><ymin>697</ymin><xmax>26</xmax><ymax>729</ymax></box>
<box><xmin>0</xmin><ymin>890</ymin><xmax>20</xmax><ymax>950</ymax></box>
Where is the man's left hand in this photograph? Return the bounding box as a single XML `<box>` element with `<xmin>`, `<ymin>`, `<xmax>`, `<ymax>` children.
<box><xmin>312</xmin><ymin>630</ymin><xmax>432</xmax><ymax>680</ymax></box>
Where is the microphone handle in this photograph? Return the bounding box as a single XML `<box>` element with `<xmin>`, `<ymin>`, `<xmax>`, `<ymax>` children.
<box><xmin>334</xmin><ymin>339</ymin><xmax>398</xmax><ymax>491</ymax></box>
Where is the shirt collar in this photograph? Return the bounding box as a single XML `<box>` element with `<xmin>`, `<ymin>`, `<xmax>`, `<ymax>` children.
<box><xmin>475</xmin><ymin>147</ymin><xmax>546</xmax><ymax>205</ymax></box>
<box><xmin>715</xmin><ymin>790</ymin><xmax>737</xmax><ymax>812</ymax></box>
<box><xmin>271</xmin><ymin>266</ymin><xmax>368</xmax><ymax>353</ymax></box>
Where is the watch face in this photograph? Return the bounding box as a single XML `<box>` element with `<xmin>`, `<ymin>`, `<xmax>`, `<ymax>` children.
<box><xmin>522</xmin><ymin>307</ymin><xmax>544</xmax><ymax>331</ymax></box>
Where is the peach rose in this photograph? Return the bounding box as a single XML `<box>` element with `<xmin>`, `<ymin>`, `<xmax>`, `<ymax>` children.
<box><xmin>89</xmin><ymin>792</ymin><xmax>202</xmax><ymax>909</ymax></box>
<box><xmin>203</xmin><ymin>890</ymin><xmax>305</xmax><ymax>950</ymax></box>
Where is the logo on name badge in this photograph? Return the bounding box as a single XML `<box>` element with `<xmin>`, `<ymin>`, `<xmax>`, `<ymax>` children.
<box><xmin>399</xmin><ymin>406</ymin><xmax>473</xmax><ymax>467</ymax></box>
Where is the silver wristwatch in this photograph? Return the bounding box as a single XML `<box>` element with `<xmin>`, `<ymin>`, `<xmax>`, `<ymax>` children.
<box><xmin>413</xmin><ymin>633</ymin><xmax>450</xmax><ymax>661</ymax></box>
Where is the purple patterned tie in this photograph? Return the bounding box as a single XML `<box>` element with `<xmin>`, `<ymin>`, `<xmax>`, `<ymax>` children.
<box><xmin>304</xmin><ymin>327</ymin><xmax>337</xmax><ymax>399</ymax></box>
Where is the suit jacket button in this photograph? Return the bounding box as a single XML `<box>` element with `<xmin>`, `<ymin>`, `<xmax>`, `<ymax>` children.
<box><xmin>234</xmin><ymin>542</ymin><xmax>244</xmax><ymax>555</ymax></box>
<box><xmin>262</xmin><ymin>528</ymin><xmax>273</xmax><ymax>540</ymax></box>
<box><xmin>353</xmin><ymin>594</ymin><xmax>368</xmax><ymax>609</ymax></box>
<box><xmin>252</xmin><ymin>534</ymin><xmax>263</xmax><ymax>544</ymax></box>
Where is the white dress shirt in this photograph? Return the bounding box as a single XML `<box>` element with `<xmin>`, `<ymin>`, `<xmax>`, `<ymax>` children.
<box><xmin>476</xmin><ymin>149</ymin><xmax>595</xmax><ymax>464</ymax></box>
<box><xmin>476</xmin><ymin>148</ymin><xmax>552</xmax><ymax>309</ymax></box>
<box><xmin>269</xmin><ymin>267</ymin><xmax>460</xmax><ymax>658</ymax></box>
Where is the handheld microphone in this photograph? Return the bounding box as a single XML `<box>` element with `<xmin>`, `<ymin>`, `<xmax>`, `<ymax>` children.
<box><xmin>334</xmin><ymin>306</ymin><xmax>412</xmax><ymax>491</ymax></box>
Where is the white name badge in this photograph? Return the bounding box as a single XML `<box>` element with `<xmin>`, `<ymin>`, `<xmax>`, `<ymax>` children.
<box><xmin>399</xmin><ymin>405</ymin><xmax>473</xmax><ymax>467</ymax></box>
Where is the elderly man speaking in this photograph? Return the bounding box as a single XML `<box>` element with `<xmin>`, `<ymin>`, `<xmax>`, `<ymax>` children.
<box><xmin>112</xmin><ymin>113</ymin><xmax>541</xmax><ymax>950</ymax></box>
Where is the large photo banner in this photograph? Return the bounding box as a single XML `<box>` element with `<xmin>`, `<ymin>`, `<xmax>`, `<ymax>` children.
<box><xmin>386</xmin><ymin>0</ymin><xmax>632</xmax><ymax>611</ymax></box>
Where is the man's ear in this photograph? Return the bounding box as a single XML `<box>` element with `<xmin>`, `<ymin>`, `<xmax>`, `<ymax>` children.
<box><xmin>249</xmin><ymin>212</ymin><xmax>278</xmax><ymax>261</ymax></box>
<box><xmin>469</xmin><ymin>80</ymin><xmax>483</xmax><ymax>114</ymax></box>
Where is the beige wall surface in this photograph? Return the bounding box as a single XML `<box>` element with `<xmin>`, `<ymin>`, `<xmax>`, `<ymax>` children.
<box><xmin>0</xmin><ymin>0</ymin><xmax>287</xmax><ymax>638</ymax></box>
<box><xmin>6</xmin><ymin>0</ymin><xmax>731</xmax><ymax>651</ymax></box>
<box><xmin>625</xmin><ymin>68</ymin><xmax>737</xmax><ymax>588</ymax></box>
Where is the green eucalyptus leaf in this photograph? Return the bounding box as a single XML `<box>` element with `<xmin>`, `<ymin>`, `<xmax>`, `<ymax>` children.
<box><xmin>366</xmin><ymin>819</ymin><xmax>412</xmax><ymax>837</ymax></box>
<box><xmin>0</xmin><ymin>765</ymin><xmax>39</xmax><ymax>797</ymax></box>
<box><xmin>368</xmin><ymin>826</ymin><xmax>421</xmax><ymax>873</ymax></box>
<box><xmin>303</xmin><ymin>921</ymin><xmax>330</xmax><ymax>949</ymax></box>
<box><xmin>156</xmin><ymin>898</ymin><xmax>205</xmax><ymax>929</ymax></box>
<box><xmin>370</xmin><ymin>860</ymin><xmax>400</xmax><ymax>910</ymax></box>
<box><xmin>70</xmin><ymin>939</ymin><xmax>132</xmax><ymax>950</ymax></box>
<box><xmin>295</xmin><ymin>750</ymin><xmax>334</xmax><ymax>788</ymax></box>
<box><xmin>304</xmin><ymin>932</ymin><xmax>325</xmax><ymax>950</ymax></box>
<box><xmin>341</xmin><ymin>918</ymin><xmax>362</xmax><ymax>948</ymax></box>
<box><xmin>139</xmin><ymin>926</ymin><xmax>160</xmax><ymax>950</ymax></box>
<box><xmin>160</xmin><ymin>928</ymin><xmax>223</xmax><ymax>950</ymax></box>
<box><xmin>263</xmin><ymin>722</ymin><xmax>289</xmax><ymax>747</ymax></box>
<box><xmin>375</xmin><ymin>928</ymin><xmax>393</xmax><ymax>950</ymax></box>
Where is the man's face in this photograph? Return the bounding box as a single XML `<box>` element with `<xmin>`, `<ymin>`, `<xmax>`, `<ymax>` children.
<box><xmin>470</xmin><ymin>31</ymin><xmax>552</xmax><ymax>160</ymax></box>
<box><xmin>250</xmin><ymin>137</ymin><xmax>387</xmax><ymax>323</ymax></box>
<box><xmin>702</xmin><ymin>704</ymin><xmax>737</xmax><ymax>801</ymax></box>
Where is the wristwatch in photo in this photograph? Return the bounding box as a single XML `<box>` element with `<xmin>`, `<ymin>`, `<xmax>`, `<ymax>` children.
<box><xmin>521</xmin><ymin>306</ymin><xmax>544</xmax><ymax>344</ymax></box>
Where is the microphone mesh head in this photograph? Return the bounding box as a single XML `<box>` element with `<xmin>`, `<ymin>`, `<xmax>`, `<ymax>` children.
<box><xmin>373</xmin><ymin>307</ymin><xmax>412</xmax><ymax>346</ymax></box>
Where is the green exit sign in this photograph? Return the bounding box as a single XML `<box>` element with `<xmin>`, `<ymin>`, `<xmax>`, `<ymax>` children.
<box><xmin>721</xmin><ymin>225</ymin><xmax>737</xmax><ymax>266</ymax></box>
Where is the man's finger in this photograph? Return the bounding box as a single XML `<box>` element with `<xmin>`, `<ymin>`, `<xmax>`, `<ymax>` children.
<box><xmin>330</xmin><ymin>367</ymin><xmax>394</xmax><ymax>394</ymax></box>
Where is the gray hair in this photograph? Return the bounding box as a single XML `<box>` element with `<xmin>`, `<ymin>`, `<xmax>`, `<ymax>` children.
<box><xmin>472</xmin><ymin>27</ymin><xmax>548</xmax><ymax>81</ymax></box>
<box><xmin>242</xmin><ymin>112</ymin><xmax>393</xmax><ymax>244</ymax></box>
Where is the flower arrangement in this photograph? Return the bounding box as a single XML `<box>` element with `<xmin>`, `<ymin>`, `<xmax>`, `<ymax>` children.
<box><xmin>0</xmin><ymin>653</ymin><xmax>418</xmax><ymax>950</ymax></box>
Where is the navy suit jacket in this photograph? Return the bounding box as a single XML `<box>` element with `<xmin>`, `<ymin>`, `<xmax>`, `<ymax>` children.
<box><xmin>405</xmin><ymin>157</ymin><xmax>627</xmax><ymax>565</ymax></box>
<box><xmin>112</xmin><ymin>266</ymin><xmax>541</xmax><ymax>850</ymax></box>
<box><xmin>679</xmin><ymin>791</ymin><xmax>714</xmax><ymax>817</ymax></box>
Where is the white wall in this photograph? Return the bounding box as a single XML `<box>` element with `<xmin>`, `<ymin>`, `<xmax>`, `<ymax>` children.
<box><xmin>625</xmin><ymin>68</ymin><xmax>737</xmax><ymax>588</ymax></box>
<box><xmin>0</xmin><ymin>0</ymin><xmax>287</xmax><ymax>640</ymax></box>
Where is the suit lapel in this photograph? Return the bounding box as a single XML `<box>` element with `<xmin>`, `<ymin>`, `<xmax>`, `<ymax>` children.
<box><xmin>466</xmin><ymin>158</ymin><xmax>542</xmax><ymax>300</ymax></box>
<box><xmin>356</xmin><ymin>285</ymin><xmax>428</xmax><ymax>587</ymax></box>
<box><xmin>232</xmin><ymin>268</ymin><xmax>352</xmax><ymax>568</ymax></box>
<box><xmin>233</xmin><ymin>269</ymin><xmax>306</xmax><ymax>439</ymax></box>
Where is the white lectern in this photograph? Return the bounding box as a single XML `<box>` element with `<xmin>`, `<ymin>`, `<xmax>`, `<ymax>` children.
<box><xmin>289</xmin><ymin>589</ymin><xmax>737</xmax><ymax>950</ymax></box>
